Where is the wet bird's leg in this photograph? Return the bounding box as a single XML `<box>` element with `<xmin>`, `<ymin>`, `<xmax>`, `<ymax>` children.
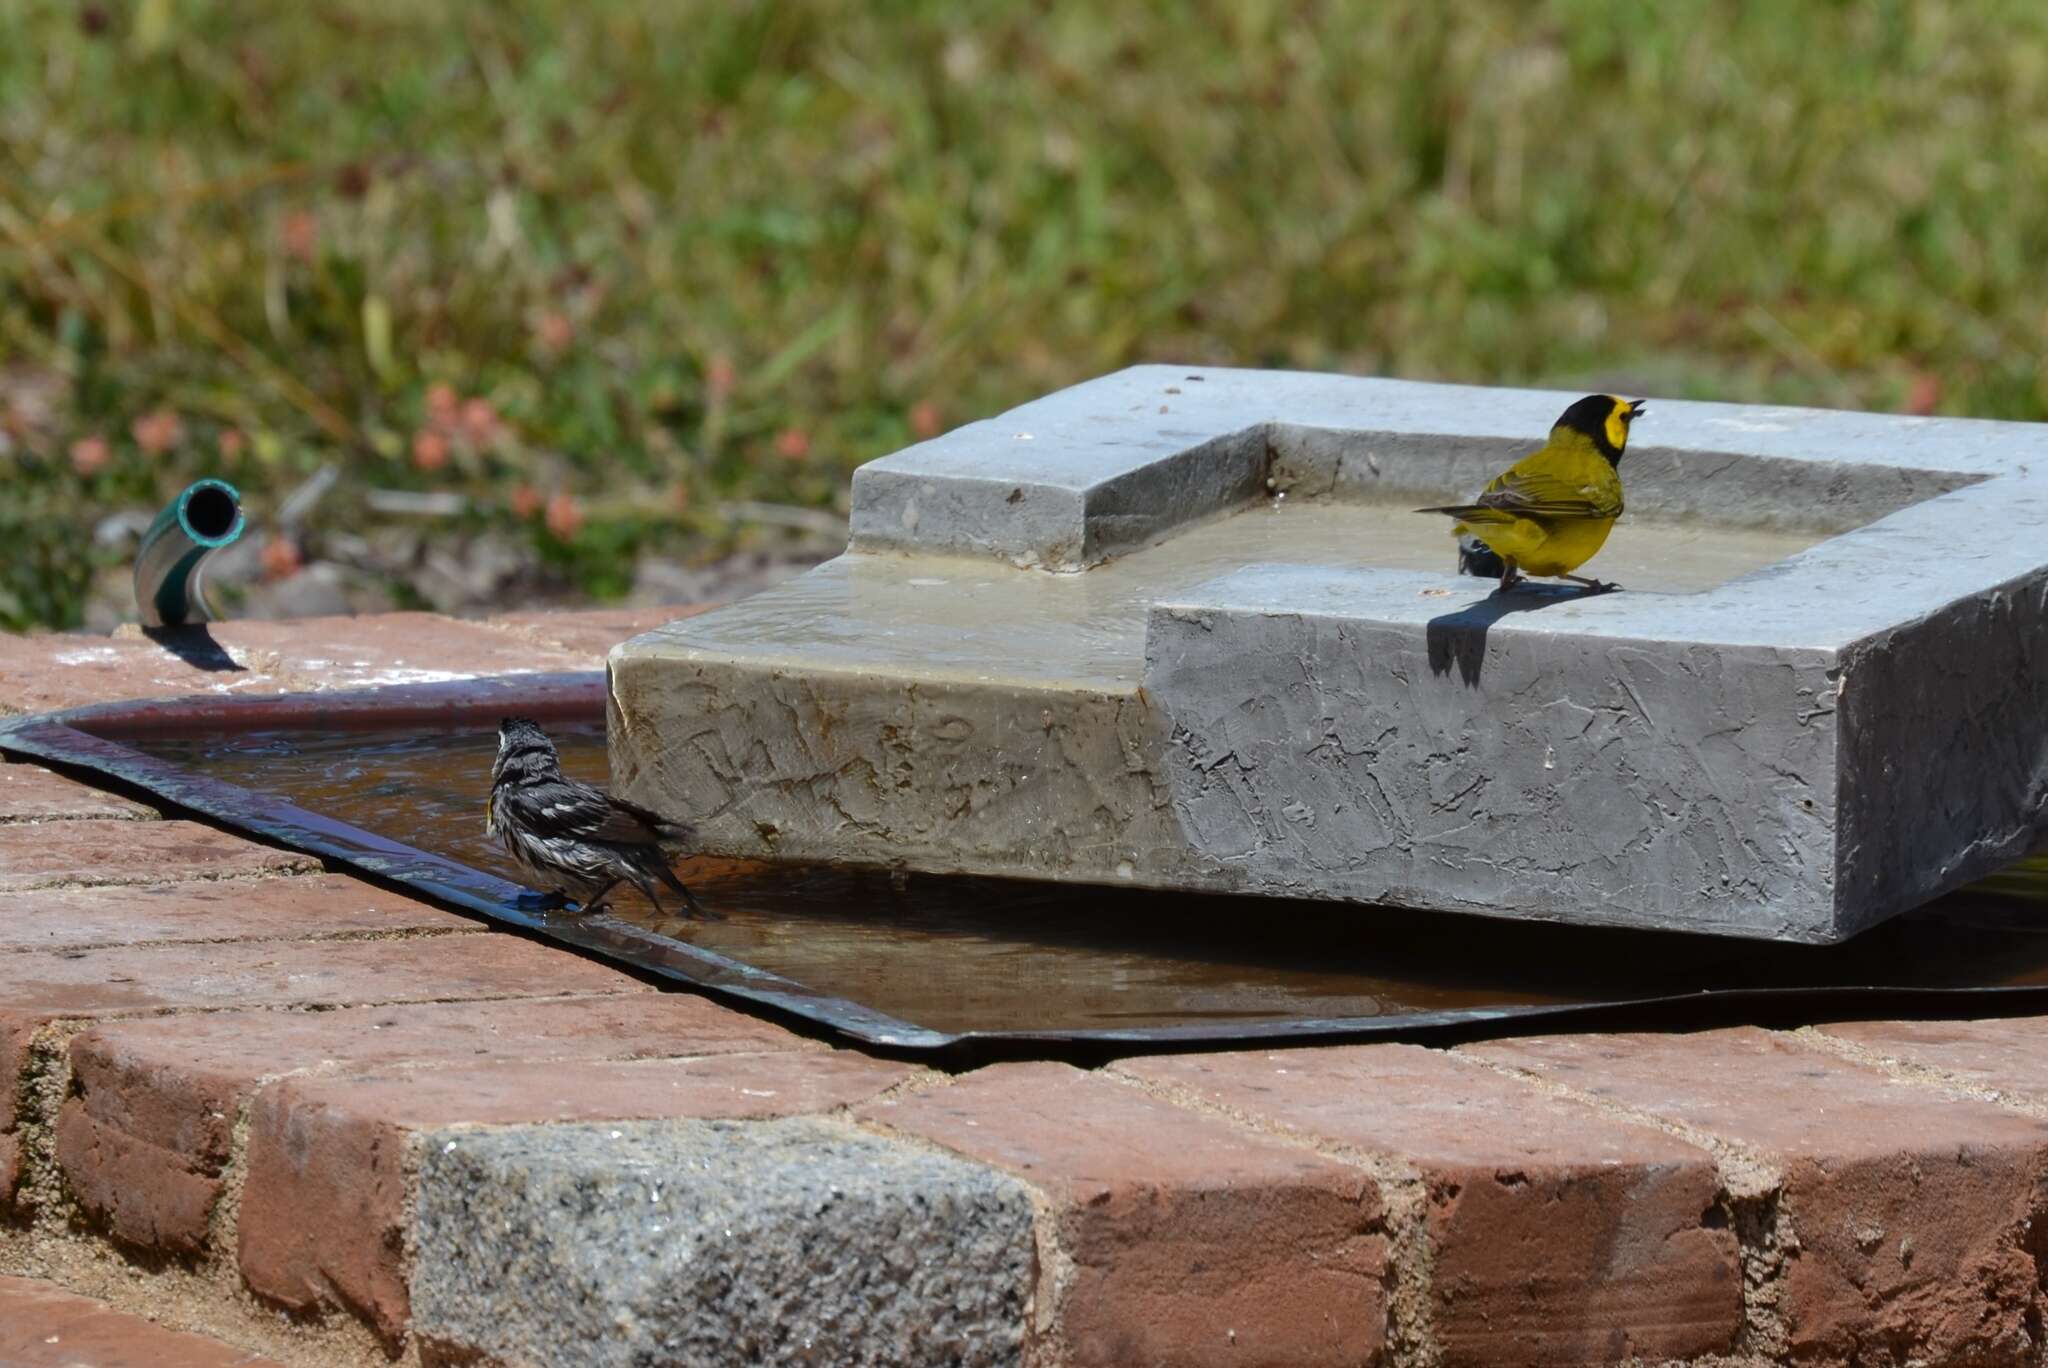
<box><xmin>619</xmin><ymin>869</ymin><xmax>671</xmax><ymax>918</ymax></box>
<box><xmin>1561</xmin><ymin>573</ymin><xmax>1620</xmax><ymax>595</ymax></box>
<box><xmin>576</xmin><ymin>877</ymin><xmax>620</xmax><ymax>914</ymax></box>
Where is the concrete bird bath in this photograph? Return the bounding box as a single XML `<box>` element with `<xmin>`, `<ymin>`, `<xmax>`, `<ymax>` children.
<box><xmin>607</xmin><ymin>367</ymin><xmax>2048</xmax><ymax>943</ymax></box>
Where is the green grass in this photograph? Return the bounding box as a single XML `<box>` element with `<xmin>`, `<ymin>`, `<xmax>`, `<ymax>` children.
<box><xmin>5</xmin><ymin>0</ymin><xmax>2048</xmax><ymax>628</ymax></box>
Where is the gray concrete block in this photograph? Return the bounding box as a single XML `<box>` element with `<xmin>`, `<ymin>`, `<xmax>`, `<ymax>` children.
<box><xmin>411</xmin><ymin>1117</ymin><xmax>1036</xmax><ymax>1368</ymax></box>
<box><xmin>1144</xmin><ymin>565</ymin><xmax>1843</xmax><ymax>938</ymax></box>
<box><xmin>612</xmin><ymin>366</ymin><xmax>2048</xmax><ymax>941</ymax></box>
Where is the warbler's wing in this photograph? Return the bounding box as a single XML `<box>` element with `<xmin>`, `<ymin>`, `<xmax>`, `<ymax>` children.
<box><xmin>1473</xmin><ymin>461</ymin><xmax>1623</xmax><ymax>521</ymax></box>
<box><xmin>497</xmin><ymin>776</ymin><xmax>652</xmax><ymax>844</ymax></box>
<box><xmin>598</xmin><ymin>791</ymin><xmax>695</xmax><ymax>846</ymax></box>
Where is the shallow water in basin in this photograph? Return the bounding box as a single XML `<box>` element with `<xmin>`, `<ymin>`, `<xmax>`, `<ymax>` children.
<box><xmin>640</xmin><ymin>500</ymin><xmax>1829</xmax><ymax>687</ymax></box>
<box><xmin>136</xmin><ymin>722</ymin><xmax>2048</xmax><ymax>1034</ymax></box>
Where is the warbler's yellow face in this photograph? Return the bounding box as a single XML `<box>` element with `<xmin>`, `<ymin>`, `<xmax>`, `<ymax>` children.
<box><xmin>1603</xmin><ymin>396</ymin><xmax>1647</xmax><ymax>456</ymax></box>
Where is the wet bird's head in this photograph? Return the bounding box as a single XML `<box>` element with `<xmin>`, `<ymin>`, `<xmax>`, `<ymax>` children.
<box><xmin>1553</xmin><ymin>394</ymin><xmax>1647</xmax><ymax>465</ymax></box>
<box><xmin>492</xmin><ymin>716</ymin><xmax>561</xmax><ymax>785</ymax></box>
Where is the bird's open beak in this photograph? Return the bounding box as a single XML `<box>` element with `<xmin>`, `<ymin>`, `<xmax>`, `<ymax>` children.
<box><xmin>1625</xmin><ymin>399</ymin><xmax>1647</xmax><ymax>422</ymax></box>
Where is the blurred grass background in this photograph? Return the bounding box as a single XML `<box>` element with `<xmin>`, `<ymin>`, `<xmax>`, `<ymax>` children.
<box><xmin>4</xmin><ymin>0</ymin><xmax>2047</xmax><ymax>630</ymax></box>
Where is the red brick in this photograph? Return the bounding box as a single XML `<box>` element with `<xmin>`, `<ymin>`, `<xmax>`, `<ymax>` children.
<box><xmin>482</xmin><ymin>604</ymin><xmax>713</xmax><ymax>659</ymax></box>
<box><xmin>56</xmin><ymin>1102</ymin><xmax>220</xmax><ymax>1256</ymax></box>
<box><xmin>1468</xmin><ymin>1028</ymin><xmax>2048</xmax><ymax>1365</ymax></box>
<box><xmin>1</xmin><ymin>1013</ymin><xmax>42</xmax><ymax>1207</ymax></box>
<box><xmin>237</xmin><ymin>1050</ymin><xmax>911</xmax><ymax>1347</ymax></box>
<box><xmin>0</xmin><ymin>761</ymin><xmax>156</xmax><ymax>822</ymax></box>
<box><xmin>0</xmin><ymin>1273</ymin><xmax>280</xmax><ymax>1366</ymax></box>
<box><xmin>0</xmin><ymin>928</ymin><xmax>648</xmax><ymax>1020</ymax></box>
<box><xmin>1813</xmin><ymin>1015</ymin><xmax>2048</xmax><ymax>1099</ymax></box>
<box><xmin>0</xmin><ymin>632</ymin><xmax>291</xmax><ymax>714</ymax></box>
<box><xmin>1124</xmin><ymin>1045</ymin><xmax>1740</xmax><ymax>1366</ymax></box>
<box><xmin>1</xmin><ymin>932</ymin><xmax>643</xmax><ymax>1216</ymax></box>
<box><xmin>0</xmin><ymin>873</ymin><xmax>477</xmax><ymax>952</ymax></box>
<box><xmin>861</xmin><ymin>1062</ymin><xmax>1385</xmax><ymax>1368</ymax></box>
<box><xmin>207</xmin><ymin>613</ymin><xmax>588</xmax><ymax>690</ymax></box>
<box><xmin>0</xmin><ymin>820</ymin><xmax>316</xmax><ymax>892</ymax></box>
<box><xmin>57</xmin><ymin>993</ymin><xmax>809</xmax><ymax>1255</ymax></box>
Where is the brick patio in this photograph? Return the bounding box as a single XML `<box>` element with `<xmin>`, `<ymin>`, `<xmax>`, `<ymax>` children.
<box><xmin>6</xmin><ymin>607</ymin><xmax>2048</xmax><ymax>1366</ymax></box>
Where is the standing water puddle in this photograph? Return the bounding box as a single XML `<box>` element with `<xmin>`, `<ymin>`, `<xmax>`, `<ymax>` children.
<box><xmin>130</xmin><ymin>721</ymin><xmax>2048</xmax><ymax>1038</ymax></box>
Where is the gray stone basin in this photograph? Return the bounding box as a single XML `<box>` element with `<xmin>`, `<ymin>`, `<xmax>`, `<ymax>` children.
<box><xmin>608</xmin><ymin>367</ymin><xmax>2048</xmax><ymax>942</ymax></box>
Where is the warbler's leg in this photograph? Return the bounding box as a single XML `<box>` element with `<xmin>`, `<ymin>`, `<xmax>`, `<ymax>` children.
<box><xmin>619</xmin><ymin>868</ymin><xmax>671</xmax><ymax>918</ymax></box>
<box><xmin>674</xmin><ymin>880</ymin><xmax>709</xmax><ymax>918</ymax></box>
<box><xmin>1497</xmin><ymin>558</ymin><xmax>1523</xmax><ymax>593</ymax></box>
<box><xmin>1561</xmin><ymin>573</ymin><xmax>1620</xmax><ymax>595</ymax></box>
<box><xmin>576</xmin><ymin>877</ymin><xmax>620</xmax><ymax>914</ymax></box>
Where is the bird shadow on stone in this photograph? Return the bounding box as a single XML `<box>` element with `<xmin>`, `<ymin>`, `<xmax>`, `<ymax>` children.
<box><xmin>1425</xmin><ymin>584</ymin><xmax>1587</xmax><ymax>687</ymax></box>
<box><xmin>142</xmin><ymin>624</ymin><xmax>245</xmax><ymax>674</ymax></box>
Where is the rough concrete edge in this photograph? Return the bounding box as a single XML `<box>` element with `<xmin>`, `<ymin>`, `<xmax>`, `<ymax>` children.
<box><xmin>1831</xmin><ymin>565</ymin><xmax>2048</xmax><ymax>937</ymax></box>
<box><xmin>406</xmin><ymin>1112</ymin><xmax>1040</xmax><ymax>1368</ymax></box>
<box><xmin>843</xmin><ymin>1078</ymin><xmax>1072</xmax><ymax>1368</ymax></box>
<box><xmin>1076</xmin><ymin>426</ymin><xmax>1271</xmax><ymax>566</ymax></box>
<box><xmin>849</xmin><ymin>462</ymin><xmax>1095</xmax><ymax>569</ymax></box>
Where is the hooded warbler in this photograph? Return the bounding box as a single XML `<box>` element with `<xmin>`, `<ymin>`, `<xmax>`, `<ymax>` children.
<box><xmin>1416</xmin><ymin>394</ymin><xmax>1646</xmax><ymax>593</ymax></box>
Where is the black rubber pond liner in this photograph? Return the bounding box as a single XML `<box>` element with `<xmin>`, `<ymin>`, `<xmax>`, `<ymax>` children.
<box><xmin>4</xmin><ymin>669</ymin><xmax>2048</xmax><ymax>1063</ymax></box>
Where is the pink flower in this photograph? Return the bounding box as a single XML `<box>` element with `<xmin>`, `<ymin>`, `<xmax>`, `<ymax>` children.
<box><xmin>910</xmin><ymin>400</ymin><xmax>942</xmax><ymax>439</ymax></box>
<box><xmin>774</xmin><ymin>427</ymin><xmax>811</xmax><ymax>461</ymax></box>
<box><xmin>544</xmin><ymin>491</ymin><xmax>584</xmax><ymax>540</ymax></box>
<box><xmin>280</xmin><ymin>210</ymin><xmax>318</xmax><ymax>264</ymax></box>
<box><xmin>460</xmin><ymin>397</ymin><xmax>500</xmax><ymax>445</ymax></box>
<box><xmin>534</xmin><ymin>312</ymin><xmax>574</xmax><ymax>355</ymax></box>
<box><xmin>705</xmin><ymin>355</ymin><xmax>737</xmax><ymax>401</ymax></box>
<box><xmin>1905</xmin><ymin>371</ymin><xmax>1941</xmax><ymax>417</ymax></box>
<box><xmin>130</xmin><ymin>408</ymin><xmax>183</xmax><ymax>456</ymax></box>
<box><xmin>218</xmin><ymin>427</ymin><xmax>247</xmax><ymax>459</ymax></box>
<box><xmin>411</xmin><ymin>429</ymin><xmax>450</xmax><ymax>471</ymax></box>
<box><xmin>69</xmin><ymin>433</ymin><xmax>111</xmax><ymax>476</ymax></box>
<box><xmin>426</xmin><ymin>382</ymin><xmax>461</xmax><ymax>429</ymax></box>
<box><xmin>260</xmin><ymin>536</ymin><xmax>303</xmax><ymax>581</ymax></box>
<box><xmin>509</xmin><ymin>483</ymin><xmax>543</xmax><ymax>519</ymax></box>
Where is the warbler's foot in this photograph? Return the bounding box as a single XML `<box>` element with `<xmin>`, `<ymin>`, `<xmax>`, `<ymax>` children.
<box><xmin>1562</xmin><ymin>574</ymin><xmax>1620</xmax><ymax>595</ymax></box>
<box><xmin>678</xmin><ymin>886</ymin><xmax>724</xmax><ymax>920</ymax></box>
<box><xmin>1494</xmin><ymin>572</ymin><xmax>1525</xmax><ymax>594</ymax></box>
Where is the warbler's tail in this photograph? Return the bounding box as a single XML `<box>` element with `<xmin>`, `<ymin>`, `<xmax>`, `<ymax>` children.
<box><xmin>1415</xmin><ymin>504</ymin><xmax>1513</xmax><ymax>524</ymax></box>
<box><xmin>625</xmin><ymin>846</ymin><xmax>707</xmax><ymax>916</ymax></box>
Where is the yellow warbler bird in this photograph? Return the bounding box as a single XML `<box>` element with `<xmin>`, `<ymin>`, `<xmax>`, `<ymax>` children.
<box><xmin>1417</xmin><ymin>394</ymin><xmax>1646</xmax><ymax>593</ymax></box>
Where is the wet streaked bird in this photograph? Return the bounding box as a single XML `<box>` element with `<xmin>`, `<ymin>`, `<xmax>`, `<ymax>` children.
<box><xmin>485</xmin><ymin>716</ymin><xmax>708</xmax><ymax>917</ymax></box>
<box><xmin>1417</xmin><ymin>394</ymin><xmax>1646</xmax><ymax>594</ymax></box>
